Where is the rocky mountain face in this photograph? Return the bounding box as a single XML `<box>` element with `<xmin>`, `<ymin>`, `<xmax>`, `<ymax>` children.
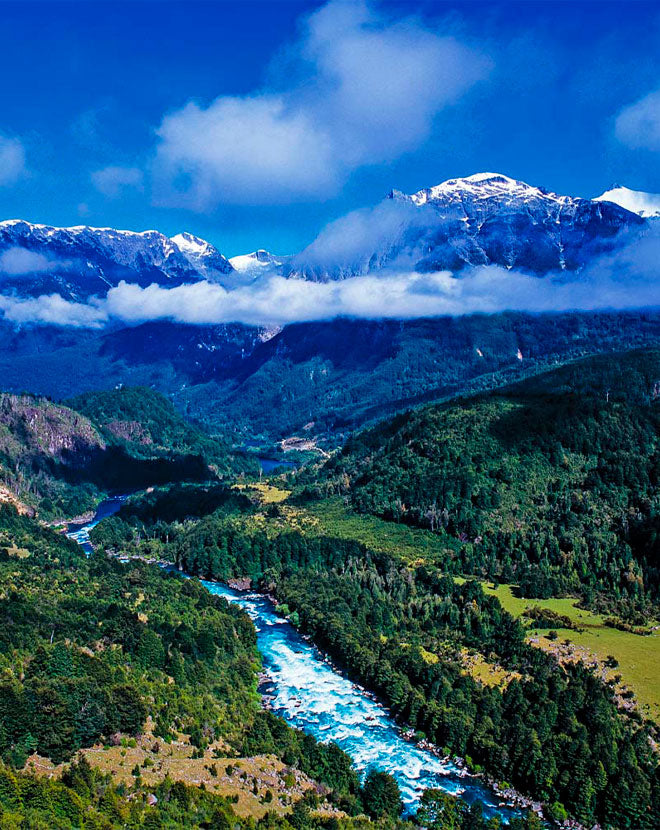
<box><xmin>291</xmin><ymin>173</ymin><xmax>646</xmax><ymax>280</ymax></box>
<box><xmin>0</xmin><ymin>220</ymin><xmax>233</xmax><ymax>300</ymax></box>
<box><xmin>0</xmin><ymin>393</ymin><xmax>105</xmax><ymax>465</ymax></box>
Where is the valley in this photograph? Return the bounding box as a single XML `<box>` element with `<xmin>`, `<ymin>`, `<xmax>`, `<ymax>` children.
<box><xmin>0</xmin><ymin>335</ymin><xmax>656</xmax><ymax>829</ymax></box>
<box><xmin>2</xmin><ymin>1</ymin><xmax>659</xmax><ymax>826</ymax></box>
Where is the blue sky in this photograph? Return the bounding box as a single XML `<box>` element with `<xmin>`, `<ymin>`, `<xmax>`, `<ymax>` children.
<box><xmin>0</xmin><ymin>0</ymin><xmax>658</xmax><ymax>256</ymax></box>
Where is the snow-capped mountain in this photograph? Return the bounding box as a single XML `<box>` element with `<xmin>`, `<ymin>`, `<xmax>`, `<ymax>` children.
<box><xmin>0</xmin><ymin>221</ymin><xmax>233</xmax><ymax>300</ymax></box>
<box><xmin>169</xmin><ymin>231</ymin><xmax>234</xmax><ymax>276</ymax></box>
<box><xmin>229</xmin><ymin>249</ymin><xmax>283</xmax><ymax>273</ymax></box>
<box><xmin>228</xmin><ymin>249</ymin><xmax>289</xmax><ymax>282</ymax></box>
<box><xmin>595</xmin><ymin>185</ymin><xmax>660</xmax><ymax>219</ymax></box>
<box><xmin>0</xmin><ymin>173</ymin><xmax>651</xmax><ymax>304</ymax></box>
<box><xmin>292</xmin><ymin>172</ymin><xmax>646</xmax><ymax>280</ymax></box>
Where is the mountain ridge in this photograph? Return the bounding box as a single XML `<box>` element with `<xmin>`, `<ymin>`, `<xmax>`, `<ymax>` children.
<box><xmin>0</xmin><ymin>173</ymin><xmax>650</xmax><ymax>303</ymax></box>
<box><xmin>0</xmin><ymin>219</ymin><xmax>234</xmax><ymax>300</ymax></box>
<box><xmin>291</xmin><ymin>172</ymin><xmax>646</xmax><ymax>280</ymax></box>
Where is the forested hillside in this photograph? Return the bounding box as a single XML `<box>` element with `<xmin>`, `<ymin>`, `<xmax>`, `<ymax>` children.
<box><xmin>0</xmin><ymin>387</ymin><xmax>257</xmax><ymax>519</ymax></box>
<box><xmin>302</xmin><ymin>350</ymin><xmax>660</xmax><ymax>611</ymax></box>
<box><xmin>0</xmin><ymin>311</ymin><xmax>658</xmax><ymax>444</ymax></box>
<box><xmin>0</xmin><ymin>505</ymin><xmax>398</xmax><ymax>828</ymax></box>
<box><xmin>67</xmin><ymin>385</ymin><xmax>255</xmax><ymax>474</ymax></box>
<box><xmin>90</xmin><ymin>496</ymin><xmax>660</xmax><ymax>828</ymax></box>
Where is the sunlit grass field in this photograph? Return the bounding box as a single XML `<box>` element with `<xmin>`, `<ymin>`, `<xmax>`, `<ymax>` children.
<box><xmin>479</xmin><ymin>582</ymin><xmax>660</xmax><ymax>722</ymax></box>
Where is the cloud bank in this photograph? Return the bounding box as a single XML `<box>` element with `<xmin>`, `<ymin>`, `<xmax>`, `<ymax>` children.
<box><xmin>292</xmin><ymin>197</ymin><xmax>436</xmax><ymax>274</ymax></box>
<box><xmin>0</xmin><ymin>227</ymin><xmax>657</xmax><ymax>330</ymax></box>
<box><xmin>100</xmin><ymin>255</ymin><xmax>660</xmax><ymax>326</ymax></box>
<box><xmin>152</xmin><ymin>0</ymin><xmax>490</xmax><ymax>207</ymax></box>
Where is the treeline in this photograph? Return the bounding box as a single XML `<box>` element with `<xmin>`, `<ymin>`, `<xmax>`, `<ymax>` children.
<box><xmin>92</xmin><ymin>505</ymin><xmax>660</xmax><ymax>828</ymax></box>
<box><xmin>297</xmin><ymin>350</ymin><xmax>660</xmax><ymax>612</ymax></box>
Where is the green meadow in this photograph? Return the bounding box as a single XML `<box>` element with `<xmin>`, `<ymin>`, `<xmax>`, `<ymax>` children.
<box><xmin>477</xmin><ymin>582</ymin><xmax>660</xmax><ymax>723</ymax></box>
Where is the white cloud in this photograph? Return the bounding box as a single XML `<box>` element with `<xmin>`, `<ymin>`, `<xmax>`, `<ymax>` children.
<box><xmin>0</xmin><ymin>294</ymin><xmax>107</xmax><ymax>328</ymax></box>
<box><xmin>615</xmin><ymin>88</ymin><xmax>660</xmax><ymax>151</ymax></box>
<box><xmin>2</xmin><ymin>226</ymin><xmax>657</xmax><ymax>329</ymax></box>
<box><xmin>293</xmin><ymin>197</ymin><xmax>435</xmax><ymax>275</ymax></box>
<box><xmin>154</xmin><ymin>97</ymin><xmax>336</xmax><ymax>208</ymax></box>
<box><xmin>152</xmin><ymin>0</ymin><xmax>491</xmax><ymax>207</ymax></box>
<box><xmin>91</xmin><ymin>165</ymin><xmax>144</xmax><ymax>198</ymax></box>
<box><xmin>96</xmin><ymin>259</ymin><xmax>659</xmax><ymax>327</ymax></box>
<box><xmin>0</xmin><ymin>135</ymin><xmax>26</xmax><ymax>186</ymax></box>
<box><xmin>0</xmin><ymin>247</ymin><xmax>53</xmax><ymax>275</ymax></box>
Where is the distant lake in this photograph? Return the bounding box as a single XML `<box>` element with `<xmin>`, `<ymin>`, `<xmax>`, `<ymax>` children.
<box><xmin>258</xmin><ymin>456</ymin><xmax>298</xmax><ymax>473</ymax></box>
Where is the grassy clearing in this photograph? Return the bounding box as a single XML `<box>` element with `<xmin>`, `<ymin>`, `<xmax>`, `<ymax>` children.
<box><xmin>470</xmin><ymin>582</ymin><xmax>660</xmax><ymax>722</ymax></box>
<box><xmin>240</xmin><ymin>482</ymin><xmax>292</xmax><ymax>504</ymax></box>
<box><xmin>302</xmin><ymin>497</ymin><xmax>455</xmax><ymax>565</ymax></box>
<box><xmin>27</xmin><ymin>720</ymin><xmax>330</xmax><ymax>821</ymax></box>
<box><xmin>459</xmin><ymin>648</ymin><xmax>523</xmax><ymax>689</ymax></box>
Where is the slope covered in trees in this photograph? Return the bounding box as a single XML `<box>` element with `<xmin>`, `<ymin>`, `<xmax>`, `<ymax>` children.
<box><xmin>91</xmin><ymin>497</ymin><xmax>660</xmax><ymax>828</ymax></box>
<box><xmin>68</xmin><ymin>385</ymin><xmax>256</xmax><ymax>474</ymax></box>
<box><xmin>0</xmin><ymin>387</ymin><xmax>257</xmax><ymax>519</ymax></box>
<box><xmin>0</xmin><ymin>311</ymin><xmax>659</xmax><ymax>444</ymax></box>
<box><xmin>302</xmin><ymin>350</ymin><xmax>660</xmax><ymax>611</ymax></box>
<box><xmin>0</xmin><ymin>505</ymin><xmax>397</xmax><ymax>826</ymax></box>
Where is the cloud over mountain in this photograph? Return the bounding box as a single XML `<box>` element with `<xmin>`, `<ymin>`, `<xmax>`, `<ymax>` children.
<box><xmin>1</xmin><ymin>225</ymin><xmax>657</xmax><ymax>330</ymax></box>
<box><xmin>0</xmin><ymin>247</ymin><xmax>54</xmax><ymax>275</ymax></box>
<box><xmin>152</xmin><ymin>0</ymin><xmax>490</xmax><ymax>207</ymax></box>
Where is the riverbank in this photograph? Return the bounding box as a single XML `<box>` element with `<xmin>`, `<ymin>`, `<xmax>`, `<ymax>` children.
<box><xmin>261</xmin><ymin>591</ymin><xmax>552</xmax><ymax>825</ymax></box>
<box><xmin>66</xmin><ymin>498</ymin><xmax>584</xmax><ymax>827</ymax></box>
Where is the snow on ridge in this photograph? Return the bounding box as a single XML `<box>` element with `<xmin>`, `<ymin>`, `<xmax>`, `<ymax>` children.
<box><xmin>595</xmin><ymin>186</ymin><xmax>660</xmax><ymax>219</ymax></box>
<box><xmin>0</xmin><ymin>219</ymin><xmax>165</xmax><ymax>237</ymax></box>
<box><xmin>229</xmin><ymin>250</ymin><xmax>282</xmax><ymax>272</ymax></box>
<box><xmin>407</xmin><ymin>172</ymin><xmax>569</xmax><ymax>207</ymax></box>
<box><xmin>170</xmin><ymin>232</ymin><xmax>216</xmax><ymax>257</ymax></box>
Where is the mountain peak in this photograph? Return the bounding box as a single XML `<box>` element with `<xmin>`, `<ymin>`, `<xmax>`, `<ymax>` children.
<box><xmin>229</xmin><ymin>249</ymin><xmax>283</xmax><ymax>273</ymax></box>
<box><xmin>406</xmin><ymin>172</ymin><xmax>563</xmax><ymax>207</ymax></box>
<box><xmin>594</xmin><ymin>185</ymin><xmax>660</xmax><ymax>218</ymax></box>
<box><xmin>170</xmin><ymin>231</ymin><xmax>216</xmax><ymax>256</ymax></box>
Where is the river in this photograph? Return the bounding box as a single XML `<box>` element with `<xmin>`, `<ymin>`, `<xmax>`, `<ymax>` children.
<box><xmin>66</xmin><ymin>498</ymin><xmax>519</xmax><ymax>822</ymax></box>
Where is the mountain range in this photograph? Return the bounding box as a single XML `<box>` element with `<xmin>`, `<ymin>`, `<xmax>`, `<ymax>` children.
<box><xmin>0</xmin><ymin>173</ymin><xmax>656</xmax><ymax>301</ymax></box>
<box><xmin>0</xmin><ymin>173</ymin><xmax>658</xmax><ymax>443</ymax></box>
<box><xmin>0</xmin><ymin>220</ymin><xmax>233</xmax><ymax>300</ymax></box>
<box><xmin>290</xmin><ymin>173</ymin><xmax>649</xmax><ymax>280</ymax></box>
